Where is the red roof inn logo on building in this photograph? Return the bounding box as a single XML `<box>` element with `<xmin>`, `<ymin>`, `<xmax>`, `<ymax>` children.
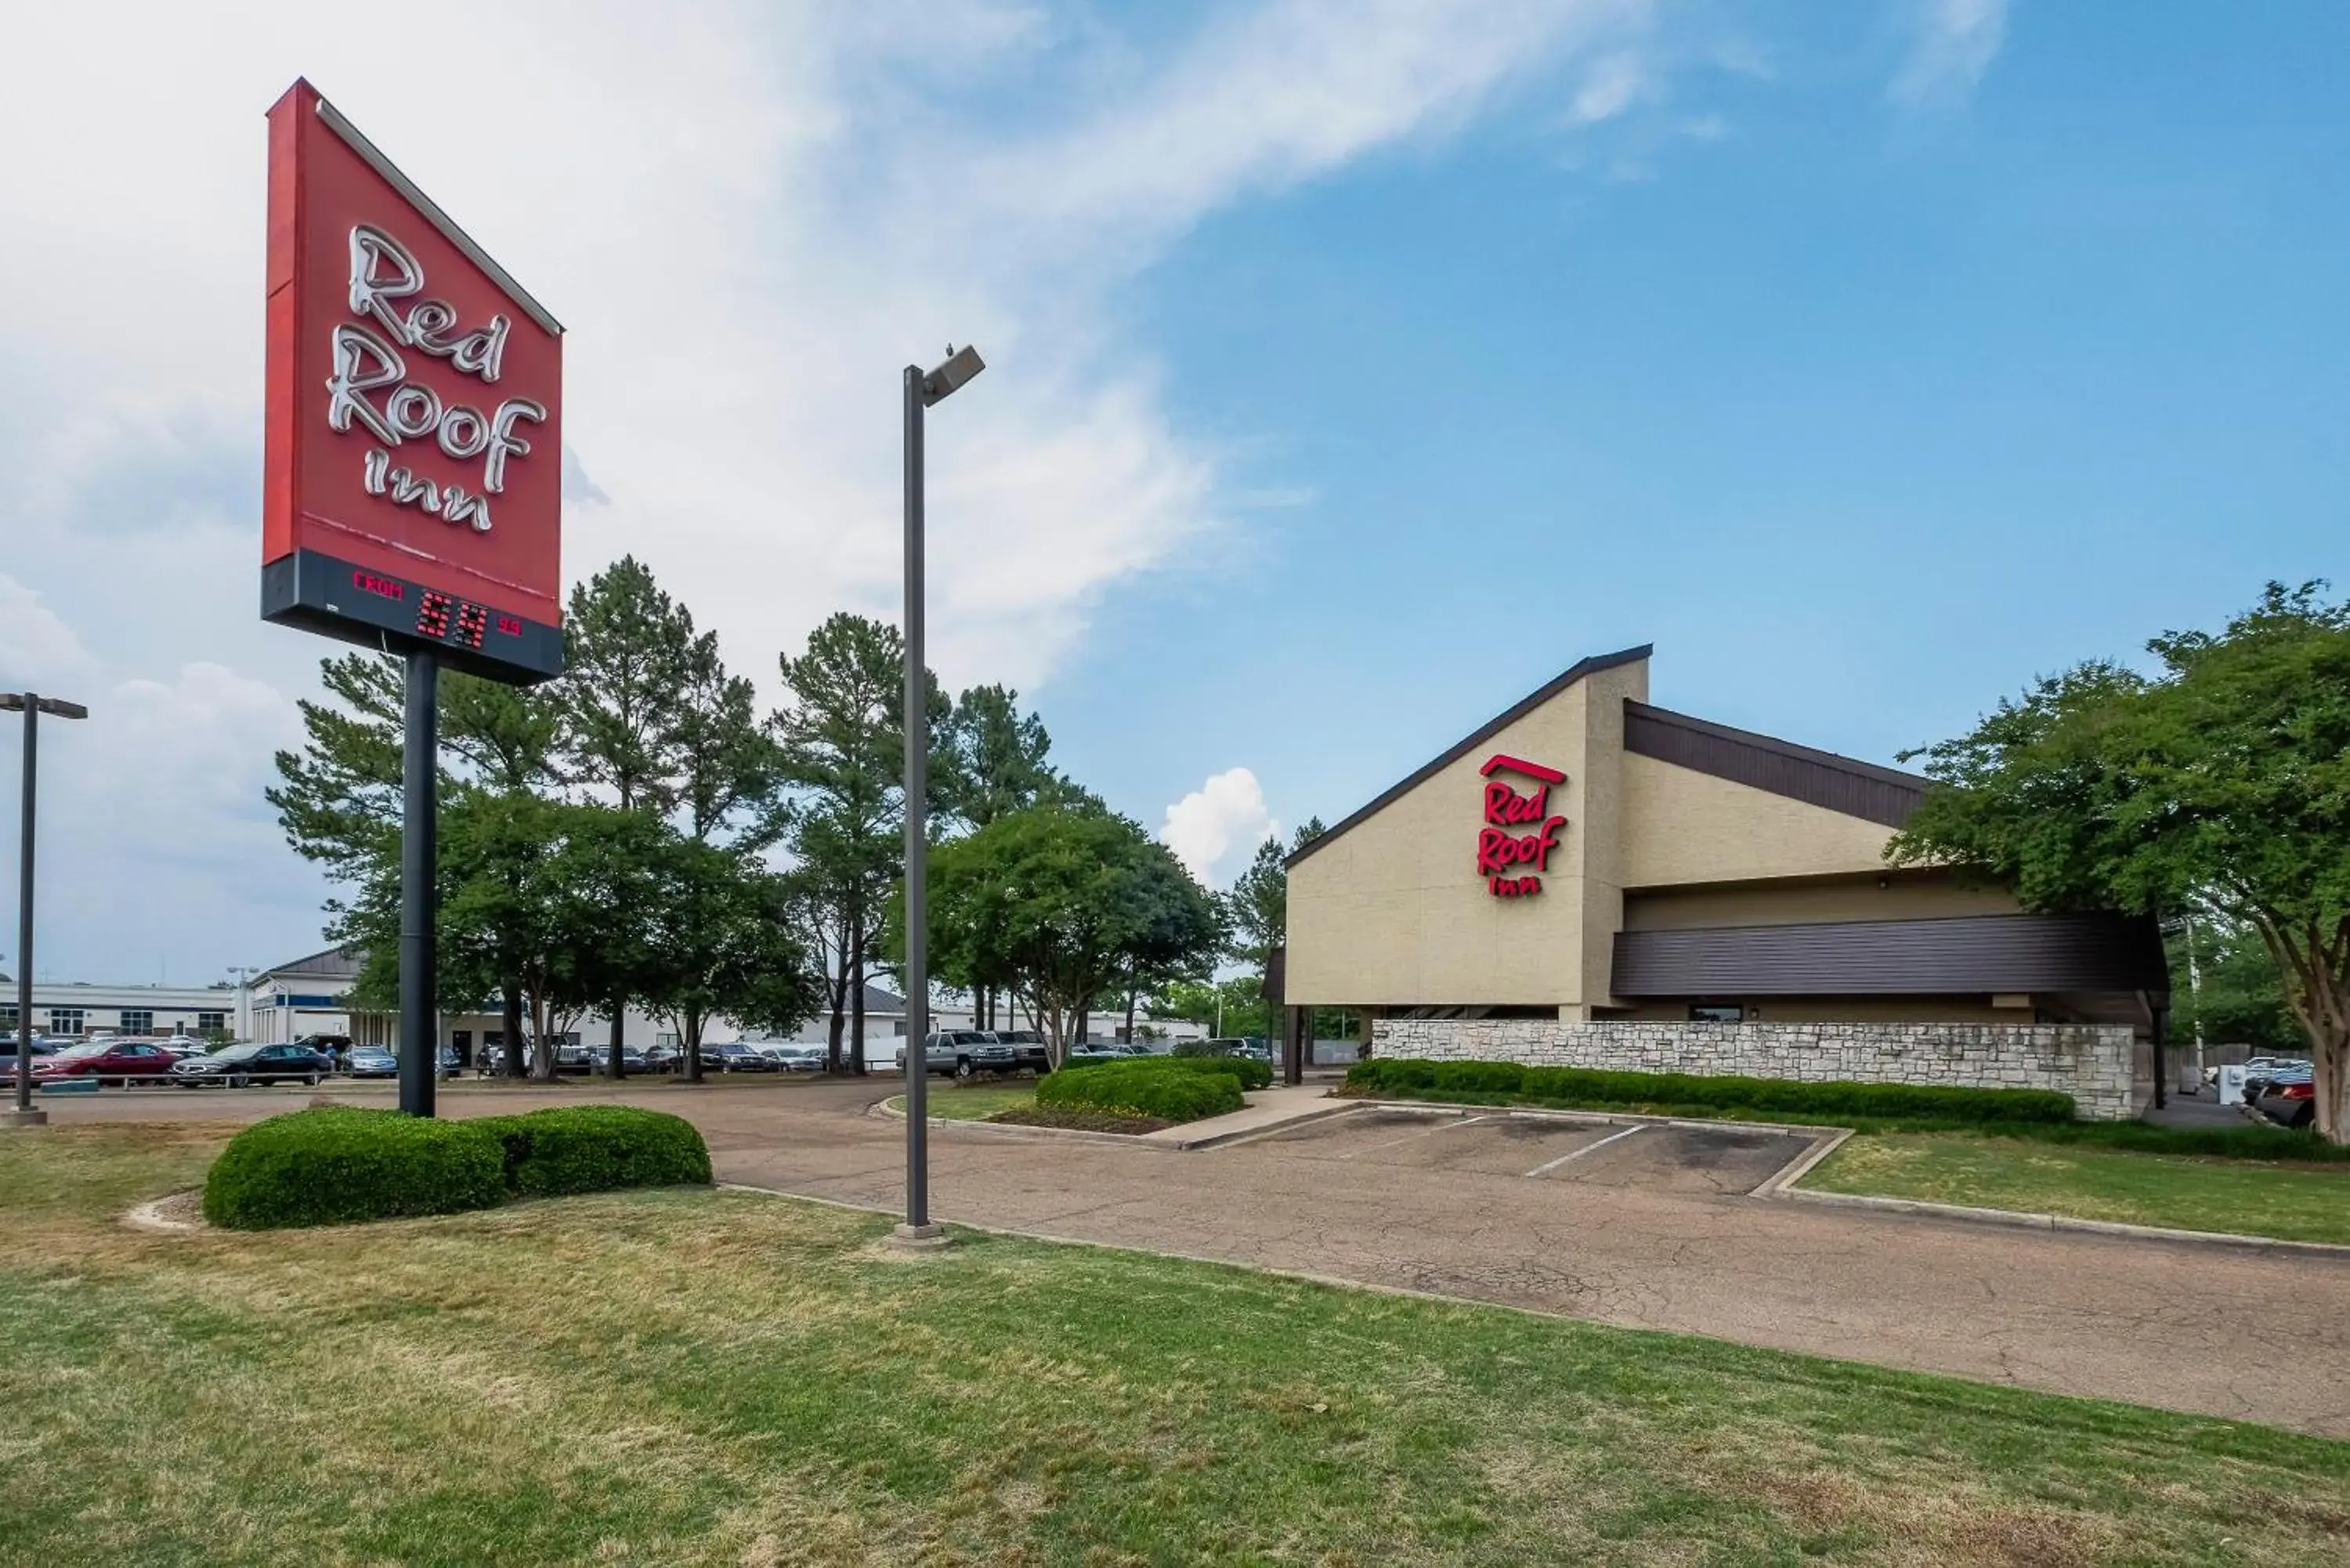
<box><xmin>1477</xmin><ymin>754</ymin><xmax>1567</xmax><ymax>898</ymax></box>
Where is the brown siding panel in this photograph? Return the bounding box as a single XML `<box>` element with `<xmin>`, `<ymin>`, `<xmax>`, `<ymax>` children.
<box><xmin>1622</xmin><ymin>702</ymin><xmax>1928</xmax><ymax>828</ymax></box>
<box><xmin>1611</xmin><ymin>914</ymin><xmax>2168</xmax><ymax>997</ymax></box>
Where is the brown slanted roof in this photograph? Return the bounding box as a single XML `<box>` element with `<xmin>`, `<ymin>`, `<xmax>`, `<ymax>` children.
<box><xmin>1288</xmin><ymin>645</ymin><xmax>1653</xmax><ymax>868</ymax></box>
<box><xmin>1611</xmin><ymin>913</ymin><xmax>2169</xmax><ymax>998</ymax></box>
<box><xmin>1622</xmin><ymin>701</ymin><xmax>1929</xmax><ymax>828</ymax></box>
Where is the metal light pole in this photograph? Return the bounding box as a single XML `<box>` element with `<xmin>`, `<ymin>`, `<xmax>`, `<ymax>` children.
<box><xmin>5</xmin><ymin>692</ymin><xmax>89</xmax><ymax>1129</ymax></box>
<box><xmin>897</xmin><ymin>344</ymin><xmax>985</xmax><ymax>1246</ymax></box>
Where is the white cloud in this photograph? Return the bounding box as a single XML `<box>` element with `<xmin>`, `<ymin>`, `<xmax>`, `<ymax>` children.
<box><xmin>1159</xmin><ymin>766</ymin><xmax>1278</xmax><ymax>887</ymax></box>
<box><xmin>0</xmin><ymin>0</ymin><xmax>1659</xmax><ymax>977</ymax></box>
<box><xmin>1890</xmin><ymin>0</ymin><xmax>2007</xmax><ymax>108</ymax></box>
<box><xmin>0</xmin><ymin>576</ymin><xmax>103</xmax><ymax>692</ymax></box>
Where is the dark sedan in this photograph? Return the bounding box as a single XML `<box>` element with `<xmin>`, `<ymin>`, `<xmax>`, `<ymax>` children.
<box><xmin>170</xmin><ymin>1043</ymin><xmax>335</xmax><ymax>1088</ymax></box>
<box><xmin>704</xmin><ymin>1042</ymin><xmax>779</xmax><ymax>1072</ymax></box>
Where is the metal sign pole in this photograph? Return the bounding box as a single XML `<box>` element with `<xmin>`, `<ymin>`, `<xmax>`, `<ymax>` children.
<box><xmin>399</xmin><ymin>651</ymin><xmax>439</xmax><ymax>1118</ymax></box>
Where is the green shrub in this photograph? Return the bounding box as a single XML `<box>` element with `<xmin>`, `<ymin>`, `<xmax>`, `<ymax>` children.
<box><xmin>1038</xmin><ymin>1060</ymin><xmax>1245</xmax><ymax>1123</ymax></box>
<box><xmin>1054</xmin><ymin>1053</ymin><xmax>1273</xmax><ymax>1090</ymax></box>
<box><xmin>202</xmin><ymin>1107</ymin><xmax>506</xmax><ymax>1230</ymax></box>
<box><xmin>1345</xmin><ymin>1059</ymin><xmax>2078</xmax><ymax>1125</ymax></box>
<box><xmin>472</xmin><ymin>1106</ymin><xmax>711</xmax><ymax>1197</ymax></box>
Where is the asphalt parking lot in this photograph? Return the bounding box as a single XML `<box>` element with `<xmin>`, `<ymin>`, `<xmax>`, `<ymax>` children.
<box><xmin>1259</xmin><ymin>1106</ymin><xmax>1819</xmax><ymax>1194</ymax></box>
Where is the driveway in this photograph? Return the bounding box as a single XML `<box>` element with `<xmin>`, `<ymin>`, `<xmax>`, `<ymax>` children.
<box><xmin>38</xmin><ymin>1077</ymin><xmax>2350</xmax><ymax>1437</ymax></box>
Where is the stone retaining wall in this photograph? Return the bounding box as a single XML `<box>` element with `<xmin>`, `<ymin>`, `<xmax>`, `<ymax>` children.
<box><xmin>1371</xmin><ymin>1017</ymin><xmax>2142</xmax><ymax>1120</ymax></box>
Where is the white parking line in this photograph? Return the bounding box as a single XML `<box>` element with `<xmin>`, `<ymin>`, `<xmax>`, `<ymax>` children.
<box><xmin>1340</xmin><ymin>1114</ymin><xmax>1488</xmax><ymax>1160</ymax></box>
<box><xmin>1524</xmin><ymin>1123</ymin><xmax>1643</xmax><ymax>1179</ymax></box>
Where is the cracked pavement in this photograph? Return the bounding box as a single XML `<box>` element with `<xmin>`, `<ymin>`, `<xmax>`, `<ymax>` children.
<box><xmin>45</xmin><ymin>1076</ymin><xmax>2350</xmax><ymax>1438</ymax></box>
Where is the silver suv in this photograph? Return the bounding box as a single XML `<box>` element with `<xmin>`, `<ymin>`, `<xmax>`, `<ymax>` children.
<box><xmin>895</xmin><ymin>1030</ymin><xmax>1020</xmax><ymax>1078</ymax></box>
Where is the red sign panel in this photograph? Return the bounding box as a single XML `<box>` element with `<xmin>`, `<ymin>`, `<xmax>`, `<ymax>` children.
<box><xmin>261</xmin><ymin>78</ymin><xmax>563</xmax><ymax>677</ymax></box>
<box><xmin>1477</xmin><ymin>754</ymin><xmax>1568</xmax><ymax>898</ymax></box>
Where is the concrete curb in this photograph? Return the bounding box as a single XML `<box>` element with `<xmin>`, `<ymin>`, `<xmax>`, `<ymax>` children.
<box><xmin>1776</xmin><ymin>1186</ymin><xmax>2350</xmax><ymax>1259</ymax></box>
<box><xmin>864</xmin><ymin>1095</ymin><xmax>1170</xmax><ymax>1150</ymax></box>
<box><xmin>1154</xmin><ymin>1101</ymin><xmax>1359</xmax><ymax>1151</ymax></box>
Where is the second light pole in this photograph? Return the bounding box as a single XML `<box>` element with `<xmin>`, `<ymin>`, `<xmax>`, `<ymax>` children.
<box><xmin>898</xmin><ymin>344</ymin><xmax>985</xmax><ymax>1245</ymax></box>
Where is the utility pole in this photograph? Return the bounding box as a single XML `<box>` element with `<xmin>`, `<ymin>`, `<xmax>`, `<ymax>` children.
<box><xmin>5</xmin><ymin>692</ymin><xmax>89</xmax><ymax>1129</ymax></box>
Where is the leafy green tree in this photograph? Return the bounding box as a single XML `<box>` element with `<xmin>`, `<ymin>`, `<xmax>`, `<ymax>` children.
<box><xmin>272</xmin><ymin>652</ymin><xmax>567</xmax><ymax>1077</ymax></box>
<box><xmin>562</xmin><ymin>556</ymin><xmax>696</xmax><ymax>1075</ymax></box>
<box><xmin>2170</xmin><ymin>917</ymin><xmax>2303</xmax><ymax>1056</ymax></box>
<box><xmin>772</xmin><ymin>614</ymin><xmax>944</xmax><ymax>1073</ymax></box>
<box><xmin>936</xmin><ymin>682</ymin><xmax>1061</xmax><ymax>1027</ymax></box>
<box><xmin>909</xmin><ymin>804</ymin><xmax>1224</xmax><ymax>1067</ymax></box>
<box><xmin>1149</xmin><ymin>975</ymin><xmax>1273</xmax><ymax>1039</ymax></box>
<box><xmin>641</xmin><ymin>837</ymin><xmax>814</xmax><ymax>1073</ymax></box>
<box><xmin>1890</xmin><ymin>583</ymin><xmax>2350</xmax><ymax>1141</ymax></box>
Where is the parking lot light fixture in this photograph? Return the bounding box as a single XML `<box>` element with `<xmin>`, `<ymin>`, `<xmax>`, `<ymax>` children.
<box><xmin>5</xmin><ymin>691</ymin><xmax>90</xmax><ymax>1129</ymax></box>
<box><xmin>896</xmin><ymin>344</ymin><xmax>985</xmax><ymax>1248</ymax></box>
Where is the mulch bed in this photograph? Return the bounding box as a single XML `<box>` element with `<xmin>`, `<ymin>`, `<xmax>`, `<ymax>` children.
<box><xmin>989</xmin><ymin>1105</ymin><xmax>1173</xmax><ymax>1136</ymax></box>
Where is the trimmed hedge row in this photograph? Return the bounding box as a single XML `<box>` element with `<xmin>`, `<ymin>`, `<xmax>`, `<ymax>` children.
<box><xmin>1057</xmin><ymin>1053</ymin><xmax>1272</xmax><ymax>1092</ymax></box>
<box><xmin>1037</xmin><ymin>1058</ymin><xmax>1247</xmax><ymax>1122</ymax></box>
<box><xmin>202</xmin><ymin>1104</ymin><xmax>713</xmax><ymax>1230</ymax></box>
<box><xmin>1346</xmin><ymin>1059</ymin><xmax>2079</xmax><ymax>1125</ymax></box>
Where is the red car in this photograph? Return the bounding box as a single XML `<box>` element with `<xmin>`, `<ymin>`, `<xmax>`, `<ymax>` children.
<box><xmin>27</xmin><ymin>1040</ymin><xmax>179</xmax><ymax>1086</ymax></box>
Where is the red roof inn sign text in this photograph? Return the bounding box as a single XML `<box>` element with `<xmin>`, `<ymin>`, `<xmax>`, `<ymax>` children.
<box><xmin>1477</xmin><ymin>754</ymin><xmax>1567</xmax><ymax>898</ymax></box>
<box><xmin>259</xmin><ymin>79</ymin><xmax>564</xmax><ymax>684</ymax></box>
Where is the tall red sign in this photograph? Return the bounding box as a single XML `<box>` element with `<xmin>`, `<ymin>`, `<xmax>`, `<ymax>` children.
<box><xmin>1477</xmin><ymin>753</ymin><xmax>1567</xmax><ymax>898</ymax></box>
<box><xmin>260</xmin><ymin>78</ymin><xmax>564</xmax><ymax>683</ymax></box>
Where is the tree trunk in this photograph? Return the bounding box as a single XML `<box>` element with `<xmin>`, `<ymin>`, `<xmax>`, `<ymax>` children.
<box><xmin>608</xmin><ymin>1003</ymin><xmax>626</xmax><ymax>1079</ymax></box>
<box><xmin>826</xmin><ymin>934</ymin><xmax>848</xmax><ymax>1075</ymax></box>
<box><xmin>530</xmin><ymin>992</ymin><xmax>555</xmax><ymax>1079</ymax></box>
<box><xmin>501</xmin><ymin>984</ymin><xmax>526</xmax><ymax>1078</ymax></box>
<box><xmin>685</xmin><ymin>1004</ymin><xmax>704</xmax><ymax>1084</ymax></box>
<box><xmin>1123</xmin><ymin>987</ymin><xmax>1137</xmax><ymax>1045</ymax></box>
<box><xmin>1075</xmin><ymin>992</ymin><xmax>1090</xmax><ymax>1045</ymax></box>
<box><xmin>850</xmin><ymin>926</ymin><xmax>868</xmax><ymax>1077</ymax></box>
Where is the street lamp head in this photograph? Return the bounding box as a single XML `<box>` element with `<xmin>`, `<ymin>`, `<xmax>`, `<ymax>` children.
<box><xmin>0</xmin><ymin>695</ymin><xmax>89</xmax><ymax>719</ymax></box>
<box><xmin>921</xmin><ymin>344</ymin><xmax>985</xmax><ymax>406</ymax></box>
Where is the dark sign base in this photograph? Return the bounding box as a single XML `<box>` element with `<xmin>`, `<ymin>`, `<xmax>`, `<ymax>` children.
<box><xmin>262</xmin><ymin>547</ymin><xmax>563</xmax><ymax>685</ymax></box>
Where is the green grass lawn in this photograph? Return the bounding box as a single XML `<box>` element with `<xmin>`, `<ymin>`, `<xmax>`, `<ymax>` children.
<box><xmin>4</xmin><ymin>1126</ymin><xmax>2348</xmax><ymax>1566</ymax></box>
<box><xmin>888</xmin><ymin>1082</ymin><xmax>1039</xmax><ymax>1121</ymax></box>
<box><xmin>1805</xmin><ymin>1131</ymin><xmax>2350</xmax><ymax>1245</ymax></box>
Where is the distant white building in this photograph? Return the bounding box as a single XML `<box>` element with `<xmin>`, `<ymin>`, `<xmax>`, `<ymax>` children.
<box><xmin>2</xmin><ymin>978</ymin><xmax>242</xmax><ymax>1039</ymax></box>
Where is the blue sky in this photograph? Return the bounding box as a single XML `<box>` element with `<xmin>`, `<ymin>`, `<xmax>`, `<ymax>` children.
<box><xmin>1</xmin><ymin>1</ymin><xmax>2345</xmax><ymax>981</ymax></box>
<box><xmin>1060</xmin><ymin>0</ymin><xmax>2350</xmax><ymax>865</ymax></box>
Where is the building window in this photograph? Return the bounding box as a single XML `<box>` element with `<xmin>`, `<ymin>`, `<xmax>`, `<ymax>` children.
<box><xmin>656</xmin><ymin>1031</ymin><xmax>678</xmax><ymax>1048</ymax></box>
<box><xmin>49</xmin><ymin>1008</ymin><xmax>86</xmax><ymax>1036</ymax></box>
<box><xmin>1688</xmin><ymin>1003</ymin><xmax>1744</xmax><ymax>1024</ymax></box>
<box><xmin>119</xmin><ymin>1010</ymin><xmax>154</xmax><ymax>1035</ymax></box>
<box><xmin>197</xmin><ymin>1012</ymin><xmax>226</xmax><ymax>1033</ymax></box>
<box><xmin>0</xmin><ymin>1003</ymin><xmax>15</xmax><ymax>1028</ymax></box>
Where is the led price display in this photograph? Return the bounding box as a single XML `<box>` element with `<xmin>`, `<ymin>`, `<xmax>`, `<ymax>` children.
<box><xmin>414</xmin><ymin>591</ymin><xmax>488</xmax><ymax>649</ymax></box>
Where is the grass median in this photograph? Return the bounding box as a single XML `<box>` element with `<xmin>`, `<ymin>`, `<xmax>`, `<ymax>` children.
<box><xmin>4</xmin><ymin>1124</ymin><xmax>2348</xmax><ymax>1565</ymax></box>
<box><xmin>1803</xmin><ymin>1131</ymin><xmax>2350</xmax><ymax>1245</ymax></box>
<box><xmin>886</xmin><ymin>1082</ymin><xmax>1038</xmax><ymax>1120</ymax></box>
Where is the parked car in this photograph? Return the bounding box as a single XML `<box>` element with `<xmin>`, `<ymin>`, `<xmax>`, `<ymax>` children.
<box><xmin>592</xmin><ymin>1046</ymin><xmax>654</xmax><ymax>1076</ymax></box>
<box><xmin>895</xmin><ymin>1029</ymin><xmax>1031</xmax><ymax>1078</ymax></box>
<box><xmin>345</xmin><ymin>1045</ymin><xmax>398</xmax><ymax>1078</ymax></box>
<box><xmin>988</xmin><ymin>1028</ymin><xmax>1052</xmax><ymax>1074</ymax></box>
<box><xmin>1199</xmin><ymin>1036</ymin><xmax>1273</xmax><ymax>1062</ymax></box>
<box><xmin>2241</xmin><ymin>1057</ymin><xmax>2312</xmax><ymax>1105</ymax></box>
<box><xmin>1065</xmin><ymin>1040</ymin><xmax>1126</xmax><ymax>1064</ymax></box>
<box><xmin>2252</xmin><ymin>1063</ymin><xmax>2316</xmax><ymax>1129</ymax></box>
<box><xmin>170</xmin><ymin>1042</ymin><xmax>335</xmax><ymax>1088</ymax></box>
<box><xmin>754</xmin><ymin>1043</ymin><xmax>827</xmax><ymax>1072</ymax></box>
<box><xmin>703</xmin><ymin>1042</ymin><xmax>778</xmax><ymax>1073</ymax></box>
<box><xmin>555</xmin><ymin>1040</ymin><xmax>599</xmax><ymax>1075</ymax></box>
<box><xmin>31</xmin><ymin>1039</ymin><xmax>180</xmax><ymax>1086</ymax></box>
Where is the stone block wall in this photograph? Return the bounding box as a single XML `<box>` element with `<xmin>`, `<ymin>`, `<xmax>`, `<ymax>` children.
<box><xmin>1370</xmin><ymin>1017</ymin><xmax>2142</xmax><ymax>1120</ymax></box>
